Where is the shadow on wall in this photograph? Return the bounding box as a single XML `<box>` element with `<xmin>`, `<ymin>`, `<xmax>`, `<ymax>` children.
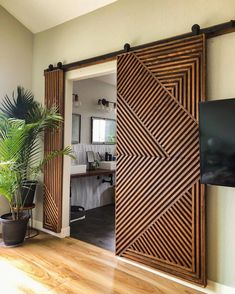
<box><xmin>207</xmin><ymin>184</ymin><xmax>235</xmax><ymax>287</ymax></box>
<box><xmin>34</xmin><ymin>182</ymin><xmax>44</xmax><ymax>227</ymax></box>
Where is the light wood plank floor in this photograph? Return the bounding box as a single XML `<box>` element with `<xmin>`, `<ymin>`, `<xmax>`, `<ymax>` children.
<box><xmin>0</xmin><ymin>233</ymin><xmax>202</xmax><ymax>294</ymax></box>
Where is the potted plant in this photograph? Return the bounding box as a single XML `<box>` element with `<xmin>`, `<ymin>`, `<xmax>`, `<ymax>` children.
<box><xmin>0</xmin><ymin>86</ymin><xmax>70</xmax><ymax>206</ymax></box>
<box><xmin>0</xmin><ymin>87</ymin><xmax>74</xmax><ymax>246</ymax></box>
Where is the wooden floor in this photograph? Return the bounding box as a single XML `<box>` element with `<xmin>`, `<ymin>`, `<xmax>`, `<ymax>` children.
<box><xmin>0</xmin><ymin>233</ymin><xmax>202</xmax><ymax>294</ymax></box>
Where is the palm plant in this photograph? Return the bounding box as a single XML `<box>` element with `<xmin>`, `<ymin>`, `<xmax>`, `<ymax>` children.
<box><xmin>0</xmin><ymin>87</ymin><xmax>74</xmax><ymax>219</ymax></box>
<box><xmin>0</xmin><ymin>86</ymin><xmax>43</xmax><ymax>123</ymax></box>
<box><xmin>0</xmin><ymin>117</ymin><xmax>26</xmax><ymax>218</ymax></box>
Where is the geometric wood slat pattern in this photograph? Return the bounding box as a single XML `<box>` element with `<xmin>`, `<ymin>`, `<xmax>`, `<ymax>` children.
<box><xmin>44</xmin><ymin>69</ymin><xmax>64</xmax><ymax>233</ymax></box>
<box><xmin>116</xmin><ymin>35</ymin><xmax>206</xmax><ymax>286</ymax></box>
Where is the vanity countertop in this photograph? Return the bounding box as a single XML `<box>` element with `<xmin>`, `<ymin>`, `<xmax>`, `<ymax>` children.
<box><xmin>70</xmin><ymin>168</ymin><xmax>115</xmax><ymax>179</ymax></box>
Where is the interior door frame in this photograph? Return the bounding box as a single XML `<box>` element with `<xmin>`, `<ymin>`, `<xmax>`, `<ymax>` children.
<box><xmin>62</xmin><ymin>60</ymin><xmax>117</xmax><ymax>236</ymax></box>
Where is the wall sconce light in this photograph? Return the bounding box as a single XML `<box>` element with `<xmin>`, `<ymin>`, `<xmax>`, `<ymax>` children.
<box><xmin>97</xmin><ymin>98</ymin><xmax>116</xmax><ymax>113</ymax></box>
<box><xmin>73</xmin><ymin>94</ymin><xmax>82</xmax><ymax>107</ymax></box>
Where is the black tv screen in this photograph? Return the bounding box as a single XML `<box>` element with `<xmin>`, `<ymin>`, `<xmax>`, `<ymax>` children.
<box><xmin>199</xmin><ymin>98</ymin><xmax>235</xmax><ymax>187</ymax></box>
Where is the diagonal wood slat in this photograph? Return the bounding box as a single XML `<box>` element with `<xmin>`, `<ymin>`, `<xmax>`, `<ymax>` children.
<box><xmin>44</xmin><ymin>69</ymin><xmax>64</xmax><ymax>233</ymax></box>
<box><xmin>116</xmin><ymin>35</ymin><xmax>206</xmax><ymax>286</ymax></box>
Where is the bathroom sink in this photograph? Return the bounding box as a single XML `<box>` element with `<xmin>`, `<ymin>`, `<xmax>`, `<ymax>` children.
<box><xmin>99</xmin><ymin>161</ymin><xmax>116</xmax><ymax>170</ymax></box>
<box><xmin>71</xmin><ymin>164</ymin><xmax>87</xmax><ymax>174</ymax></box>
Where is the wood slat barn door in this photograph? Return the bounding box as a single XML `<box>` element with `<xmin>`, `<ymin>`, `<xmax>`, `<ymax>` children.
<box><xmin>116</xmin><ymin>35</ymin><xmax>206</xmax><ymax>285</ymax></box>
<box><xmin>44</xmin><ymin>69</ymin><xmax>64</xmax><ymax>233</ymax></box>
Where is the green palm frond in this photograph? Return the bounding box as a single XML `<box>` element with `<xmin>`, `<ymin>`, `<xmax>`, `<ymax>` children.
<box><xmin>0</xmin><ymin>86</ymin><xmax>41</xmax><ymax>123</ymax></box>
<box><xmin>0</xmin><ymin>86</ymin><xmax>62</xmax><ymax>127</ymax></box>
<box><xmin>0</xmin><ymin>120</ymin><xmax>27</xmax><ymax>162</ymax></box>
<box><xmin>0</xmin><ymin>161</ymin><xmax>19</xmax><ymax>205</ymax></box>
<box><xmin>31</xmin><ymin>146</ymin><xmax>75</xmax><ymax>176</ymax></box>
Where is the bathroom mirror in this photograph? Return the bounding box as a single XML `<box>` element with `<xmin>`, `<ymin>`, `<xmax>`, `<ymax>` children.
<box><xmin>91</xmin><ymin>117</ymin><xmax>116</xmax><ymax>144</ymax></box>
<box><xmin>72</xmin><ymin>114</ymin><xmax>81</xmax><ymax>144</ymax></box>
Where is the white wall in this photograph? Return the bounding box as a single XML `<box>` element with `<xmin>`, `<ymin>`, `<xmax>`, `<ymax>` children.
<box><xmin>207</xmin><ymin>34</ymin><xmax>235</xmax><ymax>287</ymax></box>
<box><xmin>0</xmin><ymin>6</ymin><xmax>33</xmax><ymax>229</ymax></box>
<box><xmin>73</xmin><ymin>78</ymin><xmax>116</xmax><ymax>144</ymax></box>
<box><xmin>32</xmin><ymin>0</ymin><xmax>235</xmax><ymax>288</ymax></box>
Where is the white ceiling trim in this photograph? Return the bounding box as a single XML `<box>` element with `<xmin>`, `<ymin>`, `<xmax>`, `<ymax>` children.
<box><xmin>94</xmin><ymin>73</ymin><xmax>116</xmax><ymax>86</ymax></box>
<box><xmin>0</xmin><ymin>0</ymin><xmax>117</xmax><ymax>33</ymax></box>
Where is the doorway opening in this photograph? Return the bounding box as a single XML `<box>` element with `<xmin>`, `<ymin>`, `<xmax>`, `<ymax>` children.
<box><xmin>63</xmin><ymin>61</ymin><xmax>117</xmax><ymax>252</ymax></box>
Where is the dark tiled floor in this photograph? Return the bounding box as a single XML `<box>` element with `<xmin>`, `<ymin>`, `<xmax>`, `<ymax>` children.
<box><xmin>70</xmin><ymin>204</ymin><xmax>115</xmax><ymax>252</ymax></box>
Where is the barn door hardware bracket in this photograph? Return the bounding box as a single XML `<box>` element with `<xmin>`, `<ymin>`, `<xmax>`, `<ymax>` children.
<box><xmin>124</xmin><ymin>43</ymin><xmax>131</xmax><ymax>52</ymax></box>
<box><xmin>192</xmin><ymin>24</ymin><xmax>201</xmax><ymax>35</ymax></box>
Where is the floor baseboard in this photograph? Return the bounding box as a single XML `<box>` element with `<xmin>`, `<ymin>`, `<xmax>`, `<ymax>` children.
<box><xmin>0</xmin><ymin>220</ymin><xmax>70</xmax><ymax>238</ymax></box>
<box><xmin>33</xmin><ymin>220</ymin><xmax>70</xmax><ymax>238</ymax></box>
<box><xmin>117</xmin><ymin>257</ymin><xmax>235</xmax><ymax>294</ymax></box>
<box><xmin>206</xmin><ymin>280</ymin><xmax>235</xmax><ymax>294</ymax></box>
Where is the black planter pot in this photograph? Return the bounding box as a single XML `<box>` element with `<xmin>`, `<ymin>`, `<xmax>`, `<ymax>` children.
<box><xmin>21</xmin><ymin>180</ymin><xmax>37</xmax><ymax>207</ymax></box>
<box><xmin>0</xmin><ymin>213</ymin><xmax>30</xmax><ymax>246</ymax></box>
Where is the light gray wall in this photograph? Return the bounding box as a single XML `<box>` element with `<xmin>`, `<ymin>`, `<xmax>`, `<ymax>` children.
<box><xmin>32</xmin><ymin>0</ymin><xmax>235</xmax><ymax>287</ymax></box>
<box><xmin>0</xmin><ymin>6</ymin><xmax>33</xmax><ymax>229</ymax></box>
<box><xmin>0</xmin><ymin>6</ymin><xmax>33</xmax><ymax>98</ymax></box>
<box><xmin>73</xmin><ymin>78</ymin><xmax>116</xmax><ymax>144</ymax></box>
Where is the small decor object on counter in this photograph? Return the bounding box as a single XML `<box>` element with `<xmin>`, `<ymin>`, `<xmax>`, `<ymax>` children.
<box><xmin>105</xmin><ymin>152</ymin><xmax>113</xmax><ymax>161</ymax></box>
<box><xmin>105</xmin><ymin>152</ymin><xmax>109</xmax><ymax>161</ymax></box>
<box><xmin>86</xmin><ymin>151</ymin><xmax>100</xmax><ymax>170</ymax></box>
<box><xmin>96</xmin><ymin>152</ymin><xmax>102</xmax><ymax>162</ymax></box>
<box><xmin>87</xmin><ymin>151</ymin><xmax>95</xmax><ymax>170</ymax></box>
<box><xmin>88</xmin><ymin>161</ymin><xmax>99</xmax><ymax>170</ymax></box>
<box><xmin>87</xmin><ymin>151</ymin><xmax>95</xmax><ymax>162</ymax></box>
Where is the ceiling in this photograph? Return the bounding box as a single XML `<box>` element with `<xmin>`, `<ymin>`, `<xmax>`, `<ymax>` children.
<box><xmin>0</xmin><ymin>0</ymin><xmax>117</xmax><ymax>33</ymax></box>
<box><xmin>94</xmin><ymin>73</ymin><xmax>116</xmax><ymax>86</ymax></box>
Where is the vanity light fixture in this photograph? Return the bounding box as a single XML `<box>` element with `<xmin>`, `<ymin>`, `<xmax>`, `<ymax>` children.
<box><xmin>97</xmin><ymin>98</ymin><xmax>116</xmax><ymax>113</ymax></box>
<box><xmin>97</xmin><ymin>99</ymin><xmax>104</xmax><ymax>110</ymax></box>
<box><xmin>113</xmin><ymin>102</ymin><xmax>117</xmax><ymax>114</ymax></box>
<box><xmin>73</xmin><ymin>93</ymin><xmax>82</xmax><ymax>107</ymax></box>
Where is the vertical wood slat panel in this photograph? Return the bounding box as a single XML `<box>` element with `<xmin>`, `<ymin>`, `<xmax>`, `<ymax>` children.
<box><xmin>116</xmin><ymin>35</ymin><xmax>206</xmax><ymax>286</ymax></box>
<box><xmin>44</xmin><ymin>69</ymin><xmax>64</xmax><ymax>233</ymax></box>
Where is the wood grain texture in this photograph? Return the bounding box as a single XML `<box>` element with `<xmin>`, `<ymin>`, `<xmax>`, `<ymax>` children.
<box><xmin>0</xmin><ymin>233</ymin><xmax>203</xmax><ymax>294</ymax></box>
<box><xmin>44</xmin><ymin>69</ymin><xmax>64</xmax><ymax>233</ymax></box>
<box><xmin>116</xmin><ymin>35</ymin><xmax>206</xmax><ymax>286</ymax></box>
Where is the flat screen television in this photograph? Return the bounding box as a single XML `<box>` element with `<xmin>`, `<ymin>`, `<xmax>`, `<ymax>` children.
<box><xmin>199</xmin><ymin>98</ymin><xmax>235</xmax><ymax>187</ymax></box>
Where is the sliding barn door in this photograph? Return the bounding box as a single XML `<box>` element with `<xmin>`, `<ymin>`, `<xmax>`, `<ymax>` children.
<box><xmin>116</xmin><ymin>35</ymin><xmax>206</xmax><ymax>285</ymax></box>
<box><xmin>44</xmin><ymin>69</ymin><xmax>64</xmax><ymax>233</ymax></box>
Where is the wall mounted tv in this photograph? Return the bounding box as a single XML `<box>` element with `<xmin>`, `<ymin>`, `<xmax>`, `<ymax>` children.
<box><xmin>199</xmin><ymin>98</ymin><xmax>235</xmax><ymax>187</ymax></box>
